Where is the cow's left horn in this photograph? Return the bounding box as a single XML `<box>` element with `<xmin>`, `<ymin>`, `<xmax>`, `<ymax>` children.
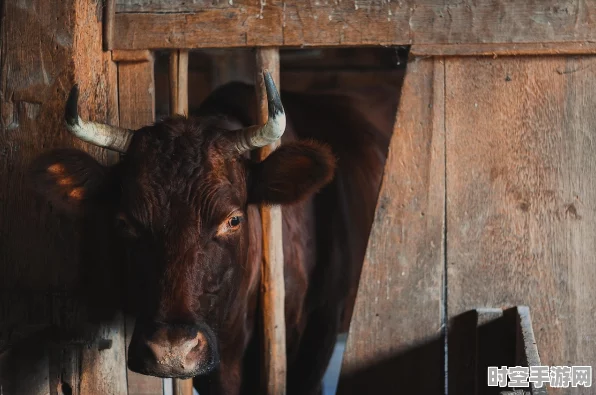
<box><xmin>65</xmin><ymin>85</ymin><xmax>134</xmax><ymax>153</ymax></box>
<box><xmin>232</xmin><ymin>70</ymin><xmax>286</xmax><ymax>153</ymax></box>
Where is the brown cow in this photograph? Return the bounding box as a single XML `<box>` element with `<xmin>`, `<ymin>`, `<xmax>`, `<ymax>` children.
<box><xmin>29</xmin><ymin>72</ymin><xmax>394</xmax><ymax>395</ymax></box>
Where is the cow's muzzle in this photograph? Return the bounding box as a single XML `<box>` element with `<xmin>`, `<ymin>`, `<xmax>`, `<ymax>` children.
<box><xmin>128</xmin><ymin>320</ymin><xmax>219</xmax><ymax>378</ymax></box>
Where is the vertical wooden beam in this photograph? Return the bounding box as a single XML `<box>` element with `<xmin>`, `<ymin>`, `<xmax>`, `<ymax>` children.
<box><xmin>103</xmin><ymin>0</ymin><xmax>116</xmax><ymax>50</ymax></box>
<box><xmin>169</xmin><ymin>50</ymin><xmax>189</xmax><ymax>116</ymax></box>
<box><xmin>172</xmin><ymin>379</ymin><xmax>194</xmax><ymax>395</ymax></box>
<box><xmin>338</xmin><ymin>57</ymin><xmax>445</xmax><ymax>394</ymax></box>
<box><xmin>167</xmin><ymin>49</ymin><xmax>193</xmax><ymax>395</ymax></box>
<box><xmin>118</xmin><ymin>53</ymin><xmax>156</xmax><ymax>129</ymax></box>
<box><xmin>1</xmin><ymin>0</ymin><xmax>125</xmax><ymax>393</ymax></box>
<box><xmin>79</xmin><ymin>313</ymin><xmax>129</xmax><ymax>395</ymax></box>
<box><xmin>116</xmin><ymin>51</ymin><xmax>163</xmax><ymax>395</ymax></box>
<box><xmin>255</xmin><ymin>48</ymin><xmax>287</xmax><ymax>395</ymax></box>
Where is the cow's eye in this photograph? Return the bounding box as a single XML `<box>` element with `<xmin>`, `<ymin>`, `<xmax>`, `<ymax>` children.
<box><xmin>216</xmin><ymin>213</ymin><xmax>244</xmax><ymax>237</ymax></box>
<box><xmin>229</xmin><ymin>216</ymin><xmax>242</xmax><ymax>228</ymax></box>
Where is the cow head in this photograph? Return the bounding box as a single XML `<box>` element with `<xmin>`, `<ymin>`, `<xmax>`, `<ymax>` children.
<box><xmin>29</xmin><ymin>72</ymin><xmax>335</xmax><ymax>378</ymax></box>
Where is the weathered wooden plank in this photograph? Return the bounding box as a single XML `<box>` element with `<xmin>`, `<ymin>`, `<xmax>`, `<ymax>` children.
<box><xmin>118</xmin><ymin>56</ymin><xmax>163</xmax><ymax>395</ymax></box>
<box><xmin>79</xmin><ymin>313</ymin><xmax>129</xmax><ymax>395</ymax></box>
<box><xmin>1</xmin><ymin>0</ymin><xmax>126</xmax><ymax>393</ymax></box>
<box><xmin>255</xmin><ymin>48</ymin><xmax>287</xmax><ymax>395</ymax></box>
<box><xmin>411</xmin><ymin>42</ymin><xmax>596</xmax><ymax>57</ymax></box>
<box><xmin>104</xmin><ymin>0</ymin><xmax>116</xmax><ymax>50</ymax></box>
<box><xmin>337</xmin><ymin>56</ymin><xmax>445</xmax><ymax>394</ymax></box>
<box><xmin>0</xmin><ymin>0</ymin><xmax>116</xmax><ymax>296</ymax></box>
<box><xmin>172</xmin><ymin>379</ymin><xmax>194</xmax><ymax>395</ymax></box>
<box><xmin>71</xmin><ymin>0</ymin><xmax>129</xmax><ymax>372</ymax></box>
<box><xmin>446</xmin><ymin>56</ymin><xmax>596</xmax><ymax>395</ymax></box>
<box><xmin>169</xmin><ymin>50</ymin><xmax>180</xmax><ymax>114</ymax></box>
<box><xmin>169</xmin><ymin>50</ymin><xmax>189</xmax><ymax>116</ymax></box>
<box><xmin>113</xmin><ymin>49</ymin><xmax>153</xmax><ymax>62</ymax></box>
<box><xmin>116</xmin><ymin>0</ymin><xmax>238</xmax><ymax>13</ymax></box>
<box><xmin>113</xmin><ymin>1</ymin><xmax>596</xmax><ymax>49</ymax></box>
<box><xmin>118</xmin><ymin>56</ymin><xmax>156</xmax><ymax>129</ymax></box>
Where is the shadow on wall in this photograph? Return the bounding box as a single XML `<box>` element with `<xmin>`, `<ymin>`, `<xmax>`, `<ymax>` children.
<box><xmin>336</xmin><ymin>335</ymin><xmax>445</xmax><ymax>395</ymax></box>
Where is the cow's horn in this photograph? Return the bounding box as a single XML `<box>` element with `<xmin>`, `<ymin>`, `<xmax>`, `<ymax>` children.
<box><xmin>232</xmin><ymin>70</ymin><xmax>286</xmax><ymax>153</ymax></box>
<box><xmin>65</xmin><ymin>85</ymin><xmax>134</xmax><ymax>153</ymax></box>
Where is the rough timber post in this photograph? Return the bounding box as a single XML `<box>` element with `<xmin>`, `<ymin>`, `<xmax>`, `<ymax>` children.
<box><xmin>255</xmin><ymin>48</ymin><xmax>287</xmax><ymax>395</ymax></box>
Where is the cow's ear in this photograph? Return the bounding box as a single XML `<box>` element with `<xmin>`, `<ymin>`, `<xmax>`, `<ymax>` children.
<box><xmin>28</xmin><ymin>149</ymin><xmax>117</xmax><ymax>215</ymax></box>
<box><xmin>248</xmin><ymin>141</ymin><xmax>336</xmax><ymax>205</ymax></box>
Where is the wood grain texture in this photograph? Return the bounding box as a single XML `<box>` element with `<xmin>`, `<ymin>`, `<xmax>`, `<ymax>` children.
<box><xmin>72</xmin><ymin>2</ymin><xmax>126</xmax><ymax>389</ymax></box>
<box><xmin>0</xmin><ymin>0</ymin><xmax>116</xmax><ymax>292</ymax></box>
<box><xmin>445</xmin><ymin>56</ymin><xmax>596</xmax><ymax>395</ymax></box>
<box><xmin>337</xmin><ymin>57</ymin><xmax>445</xmax><ymax>395</ymax></box>
<box><xmin>118</xmin><ymin>56</ymin><xmax>156</xmax><ymax>130</ymax></box>
<box><xmin>117</xmin><ymin>56</ymin><xmax>163</xmax><ymax>395</ymax></box>
<box><xmin>112</xmin><ymin>49</ymin><xmax>153</xmax><ymax>62</ymax></box>
<box><xmin>412</xmin><ymin>42</ymin><xmax>596</xmax><ymax>57</ymax></box>
<box><xmin>104</xmin><ymin>0</ymin><xmax>116</xmax><ymax>50</ymax></box>
<box><xmin>255</xmin><ymin>48</ymin><xmax>287</xmax><ymax>395</ymax></box>
<box><xmin>112</xmin><ymin>0</ymin><xmax>596</xmax><ymax>49</ymax></box>
<box><xmin>0</xmin><ymin>0</ymin><xmax>127</xmax><ymax>393</ymax></box>
<box><xmin>79</xmin><ymin>313</ymin><xmax>128</xmax><ymax>395</ymax></box>
<box><xmin>169</xmin><ymin>50</ymin><xmax>180</xmax><ymax>115</ymax></box>
<box><xmin>169</xmin><ymin>50</ymin><xmax>189</xmax><ymax>116</ymax></box>
<box><xmin>172</xmin><ymin>378</ymin><xmax>193</xmax><ymax>395</ymax></box>
<box><xmin>116</xmin><ymin>0</ymin><xmax>241</xmax><ymax>13</ymax></box>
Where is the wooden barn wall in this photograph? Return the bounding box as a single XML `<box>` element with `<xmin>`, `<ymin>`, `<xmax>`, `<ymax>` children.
<box><xmin>0</xmin><ymin>1</ymin><xmax>126</xmax><ymax>394</ymax></box>
<box><xmin>338</xmin><ymin>57</ymin><xmax>446</xmax><ymax>395</ymax></box>
<box><xmin>445</xmin><ymin>55</ymin><xmax>596</xmax><ymax>395</ymax></box>
<box><xmin>111</xmin><ymin>0</ymin><xmax>596</xmax><ymax>49</ymax></box>
<box><xmin>341</xmin><ymin>54</ymin><xmax>596</xmax><ymax>394</ymax></box>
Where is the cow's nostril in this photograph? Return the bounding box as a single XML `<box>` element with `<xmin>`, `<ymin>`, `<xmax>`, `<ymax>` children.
<box><xmin>183</xmin><ymin>331</ymin><xmax>206</xmax><ymax>359</ymax></box>
<box><xmin>147</xmin><ymin>331</ymin><xmax>206</xmax><ymax>369</ymax></box>
<box><xmin>128</xmin><ymin>322</ymin><xmax>218</xmax><ymax>378</ymax></box>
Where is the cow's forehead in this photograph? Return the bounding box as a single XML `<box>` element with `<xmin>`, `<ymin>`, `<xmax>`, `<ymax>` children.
<box><xmin>123</xmin><ymin>118</ymin><xmax>239</xmax><ymax>177</ymax></box>
<box><xmin>117</xmin><ymin>118</ymin><xmax>247</xmax><ymax>225</ymax></box>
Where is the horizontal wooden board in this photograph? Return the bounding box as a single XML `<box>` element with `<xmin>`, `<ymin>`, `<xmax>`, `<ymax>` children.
<box><xmin>116</xmin><ymin>0</ymin><xmax>227</xmax><ymax>13</ymax></box>
<box><xmin>112</xmin><ymin>49</ymin><xmax>153</xmax><ymax>62</ymax></box>
<box><xmin>411</xmin><ymin>42</ymin><xmax>596</xmax><ymax>57</ymax></box>
<box><xmin>113</xmin><ymin>0</ymin><xmax>596</xmax><ymax>49</ymax></box>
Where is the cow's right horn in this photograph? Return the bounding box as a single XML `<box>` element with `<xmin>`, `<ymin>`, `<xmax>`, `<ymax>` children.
<box><xmin>65</xmin><ymin>85</ymin><xmax>134</xmax><ymax>153</ymax></box>
<box><xmin>232</xmin><ymin>70</ymin><xmax>286</xmax><ymax>153</ymax></box>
